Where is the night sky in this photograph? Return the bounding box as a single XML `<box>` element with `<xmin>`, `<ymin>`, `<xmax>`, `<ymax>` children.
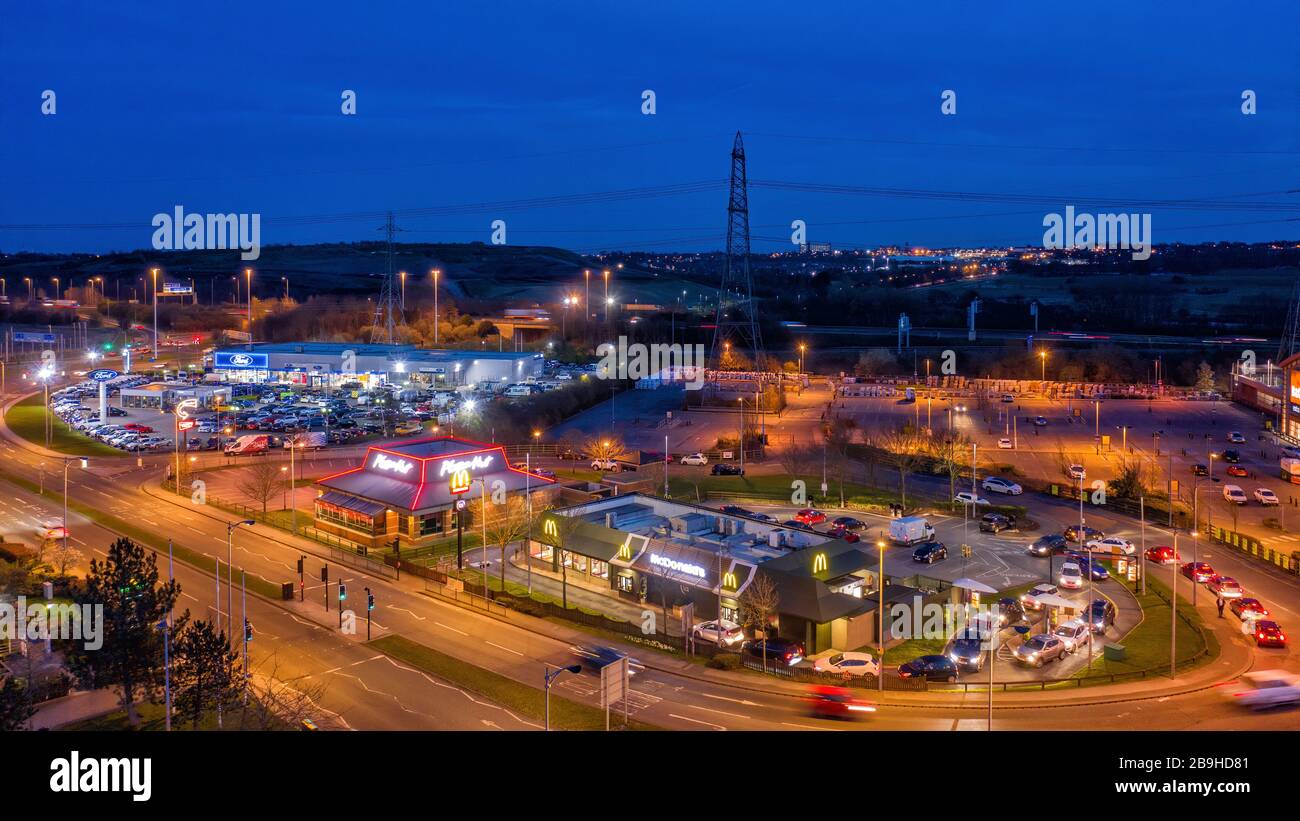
<box><xmin>2</xmin><ymin>0</ymin><xmax>1296</xmax><ymax>255</ymax></box>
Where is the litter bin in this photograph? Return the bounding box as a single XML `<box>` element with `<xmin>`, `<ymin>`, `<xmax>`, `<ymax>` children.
<box><xmin>1103</xmin><ymin>643</ymin><xmax>1126</xmax><ymax>661</ymax></box>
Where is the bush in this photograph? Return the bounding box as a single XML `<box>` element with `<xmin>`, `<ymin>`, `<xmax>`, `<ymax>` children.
<box><xmin>705</xmin><ymin>654</ymin><xmax>741</xmax><ymax>670</ymax></box>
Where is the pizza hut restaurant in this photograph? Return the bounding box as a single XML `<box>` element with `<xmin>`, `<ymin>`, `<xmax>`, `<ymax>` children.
<box><xmin>312</xmin><ymin>437</ymin><xmax>557</xmax><ymax>551</ymax></box>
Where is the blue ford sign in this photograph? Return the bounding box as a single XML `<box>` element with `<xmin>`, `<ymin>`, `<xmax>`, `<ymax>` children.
<box><xmin>87</xmin><ymin>369</ymin><xmax>119</xmax><ymax>382</ymax></box>
<box><xmin>215</xmin><ymin>351</ymin><xmax>269</xmax><ymax>369</ymax></box>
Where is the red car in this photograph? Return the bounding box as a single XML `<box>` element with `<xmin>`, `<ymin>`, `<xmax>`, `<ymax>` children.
<box><xmin>1225</xmin><ymin>465</ymin><xmax>1248</xmax><ymax>478</ymax></box>
<box><xmin>1230</xmin><ymin>598</ymin><xmax>1269</xmax><ymax>620</ymax></box>
<box><xmin>1180</xmin><ymin>562</ymin><xmax>1215</xmax><ymax>583</ymax></box>
<box><xmin>1145</xmin><ymin>545</ymin><xmax>1179</xmax><ymax>564</ymax></box>
<box><xmin>1253</xmin><ymin>621</ymin><xmax>1287</xmax><ymax>647</ymax></box>
<box><xmin>806</xmin><ymin>685</ymin><xmax>876</xmax><ymax>720</ymax></box>
<box><xmin>827</xmin><ymin>524</ymin><xmax>860</xmax><ymax>543</ymax></box>
<box><xmin>795</xmin><ymin>509</ymin><xmax>827</xmax><ymax>525</ymax></box>
<box><xmin>124</xmin><ymin>423</ymin><xmax>154</xmax><ymax>433</ymax></box>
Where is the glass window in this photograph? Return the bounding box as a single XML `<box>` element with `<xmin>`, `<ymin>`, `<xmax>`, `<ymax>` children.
<box><xmin>590</xmin><ymin>559</ymin><xmax>608</xmax><ymax>579</ymax></box>
<box><xmin>531</xmin><ymin>541</ymin><xmax>552</xmax><ymax>561</ymax></box>
<box><xmin>616</xmin><ymin>573</ymin><xmax>634</xmax><ymax>593</ymax></box>
<box><xmin>419</xmin><ymin>512</ymin><xmax>443</xmax><ymax>536</ymax></box>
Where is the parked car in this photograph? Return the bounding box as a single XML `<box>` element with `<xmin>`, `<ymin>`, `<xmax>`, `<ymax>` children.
<box><xmin>1207</xmin><ymin>576</ymin><xmax>1244</xmax><ymax>598</ymax></box>
<box><xmin>1067</xmin><ymin>464</ymin><xmax>1086</xmax><ymax>481</ymax></box>
<box><xmin>997</xmin><ymin>438</ymin><xmax>1013</xmax><ymax>449</ymax></box>
<box><xmin>1225</xmin><ymin>465</ymin><xmax>1248</xmax><ymax>478</ymax></box>
<box><xmin>1222</xmin><ymin>449</ymin><xmax>1241</xmax><ymax>464</ymax></box>
<box><xmin>1255</xmin><ymin>488</ymin><xmax>1279</xmax><ymax>505</ymax></box>
<box><xmin>1181</xmin><ymin>562</ymin><xmax>1216</xmax><ymax>583</ymax></box>
<box><xmin>813</xmin><ymin>651</ymin><xmax>879</xmax><ymax>679</ymax></box>
<box><xmin>1014</xmin><ymin>634</ymin><xmax>1068</xmax><ymax>667</ymax></box>
<box><xmin>981</xmin><ymin>477</ymin><xmax>1022</xmax><ymax>495</ymax></box>
<box><xmin>1033</xmin><ymin>416</ymin><xmax>1048</xmax><ymax>426</ymax></box>
<box><xmin>720</xmin><ymin>505</ymin><xmax>755</xmax><ymax>518</ymax></box>
<box><xmin>710</xmin><ymin>463</ymin><xmax>743</xmax><ymax>476</ymax></box>
<box><xmin>979</xmin><ymin>513</ymin><xmax>1015</xmax><ymax>533</ymax></box>
<box><xmin>897</xmin><ymin>654</ymin><xmax>959</xmax><ymax>683</ymax></box>
<box><xmin>1222</xmin><ymin>484</ymin><xmax>1248</xmax><ymax>505</ymax></box>
<box><xmin>1229</xmin><ymin>598</ymin><xmax>1270</xmax><ymax>620</ymax></box>
<box><xmin>831</xmin><ymin>516</ymin><xmax>865</xmax><ymax>531</ymax></box>
<box><xmin>912</xmin><ymin>541</ymin><xmax>948</xmax><ymax>564</ymax></box>
<box><xmin>590</xmin><ymin>458</ymin><xmax>620</xmax><ymax>472</ymax></box>
<box><xmin>1086</xmin><ymin>599</ymin><xmax>1117</xmax><ymax>633</ymax></box>
<box><xmin>1227</xmin><ymin>431</ymin><xmax>1246</xmax><ymax>444</ymax></box>
<box><xmin>1053</xmin><ymin>620</ymin><xmax>1091</xmax><ymax>653</ymax></box>
<box><xmin>1145</xmin><ymin>545</ymin><xmax>1180</xmax><ymax>564</ymax></box>
<box><xmin>691</xmin><ymin>619</ymin><xmax>744</xmax><ymax>647</ymax></box>
<box><xmin>953</xmin><ymin>491</ymin><xmax>990</xmax><ymax>507</ymax></box>
<box><xmin>680</xmin><ymin>452</ymin><xmax>708</xmax><ymax>466</ymax></box>
<box><xmin>1191</xmin><ymin>463</ymin><xmax>1209</xmax><ymax>476</ymax></box>
<box><xmin>741</xmin><ymin>636</ymin><xmax>805</xmax><ymax>666</ymax></box>
<box><xmin>1027</xmin><ymin>534</ymin><xmax>1068</xmax><ymax>557</ymax></box>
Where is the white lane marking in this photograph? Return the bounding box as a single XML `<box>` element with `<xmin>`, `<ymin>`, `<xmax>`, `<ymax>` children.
<box><xmin>700</xmin><ymin>692</ymin><xmax>760</xmax><ymax>706</ymax></box>
<box><xmin>669</xmin><ymin>713</ymin><xmax>726</xmax><ymax>730</ymax></box>
<box><xmin>388</xmin><ymin>605</ymin><xmax>427</xmax><ymax>620</ymax></box>
<box><xmin>485</xmin><ymin>641</ymin><xmax>524</xmax><ymax>657</ymax></box>
<box><xmin>435</xmin><ymin>621</ymin><xmax>468</xmax><ymax>636</ymax></box>
<box><xmin>685</xmin><ymin>703</ymin><xmax>747</xmax><ymax>719</ymax></box>
<box><xmin>781</xmin><ymin>722</ymin><xmax>843</xmax><ymax>731</ymax></box>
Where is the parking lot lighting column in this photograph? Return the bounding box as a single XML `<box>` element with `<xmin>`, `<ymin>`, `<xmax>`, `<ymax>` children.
<box><xmin>1191</xmin><ymin>529</ymin><xmax>1198</xmax><ymax>606</ymax></box>
<box><xmin>226</xmin><ymin>520</ymin><xmax>254</xmax><ymax>637</ymax></box>
<box><xmin>150</xmin><ymin>268</ymin><xmax>159</xmax><ymax>360</ymax></box>
<box><xmin>1170</xmin><ymin>531</ymin><xmax>1178</xmax><ymax>678</ymax></box>
<box><xmin>877</xmin><ymin>540</ymin><xmax>886</xmax><ymax>693</ymax></box>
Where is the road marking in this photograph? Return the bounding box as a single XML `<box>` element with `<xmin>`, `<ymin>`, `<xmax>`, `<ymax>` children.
<box><xmin>669</xmin><ymin>713</ymin><xmax>726</xmax><ymax>730</ymax></box>
<box><xmin>685</xmin><ymin>703</ymin><xmax>747</xmax><ymax>719</ymax></box>
<box><xmin>781</xmin><ymin>722</ymin><xmax>842</xmax><ymax>731</ymax></box>
<box><xmin>485</xmin><ymin>641</ymin><xmax>524</xmax><ymax>657</ymax></box>
<box><xmin>434</xmin><ymin>621</ymin><xmax>467</xmax><ymax>635</ymax></box>
<box><xmin>388</xmin><ymin>605</ymin><xmax>427</xmax><ymax>620</ymax></box>
<box><xmin>700</xmin><ymin>692</ymin><xmax>760</xmax><ymax>707</ymax></box>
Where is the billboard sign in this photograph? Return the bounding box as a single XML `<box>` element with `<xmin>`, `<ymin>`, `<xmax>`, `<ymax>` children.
<box><xmin>214</xmin><ymin>351</ymin><xmax>269</xmax><ymax>370</ymax></box>
<box><xmin>87</xmin><ymin>369</ymin><xmax>119</xmax><ymax>382</ymax></box>
<box><xmin>14</xmin><ymin>332</ymin><xmax>57</xmax><ymax>344</ymax></box>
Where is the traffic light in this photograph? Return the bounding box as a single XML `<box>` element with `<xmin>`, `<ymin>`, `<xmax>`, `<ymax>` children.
<box><xmin>367</xmin><ymin>593</ymin><xmax>375</xmax><ymax>611</ymax></box>
<box><xmin>296</xmin><ymin>557</ymin><xmax>304</xmax><ymax>574</ymax></box>
<box><xmin>244</xmin><ymin>620</ymin><xmax>254</xmax><ymax>642</ymax></box>
<box><xmin>320</xmin><ymin>566</ymin><xmax>328</xmax><ymax>583</ymax></box>
<box><xmin>338</xmin><ymin>583</ymin><xmax>347</xmax><ymax>601</ymax></box>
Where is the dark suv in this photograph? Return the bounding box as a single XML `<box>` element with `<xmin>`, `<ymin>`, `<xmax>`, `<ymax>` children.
<box><xmin>741</xmin><ymin>636</ymin><xmax>805</xmax><ymax>667</ymax></box>
<box><xmin>1027</xmin><ymin>533</ymin><xmax>1068</xmax><ymax>557</ymax></box>
<box><xmin>979</xmin><ymin>513</ymin><xmax>1014</xmax><ymax>533</ymax></box>
<box><xmin>898</xmin><ymin>654</ymin><xmax>959</xmax><ymax>682</ymax></box>
<box><xmin>711</xmin><ymin>463</ymin><xmax>744</xmax><ymax>476</ymax></box>
<box><xmin>912</xmin><ymin>541</ymin><xmax>948</xmax><ymax>564</ymax></box>
<box><xmin>995</xmin><ymin>597</ymin><xmax>1026</xmax><ymax>626</ymax></box>
<box><xmin>1086</xmin><ymin>599</ymin><xmax>1117</xmax><ymax>633</ymax></box>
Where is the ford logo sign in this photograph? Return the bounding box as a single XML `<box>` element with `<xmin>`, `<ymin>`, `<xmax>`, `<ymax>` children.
<box><xmin>229</xmin><ymin>353</ymin><xmax>254</xmax><ymax>367</ymax></box>
<box><xmin>87</xmin><ymin>369</ymin><xmax>119</xmax><ymax>382</ymax></box>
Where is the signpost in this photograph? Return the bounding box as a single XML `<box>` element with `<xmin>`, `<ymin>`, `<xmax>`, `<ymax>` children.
<box><xmin>88</xmin><ymin>369</ymin><xmax>119</xmax><ymax>424</ymax></box>
<box><xmin>599</xmin><ymin>656</ymin><xmax>630</xmax><ymax>731</ymax></box>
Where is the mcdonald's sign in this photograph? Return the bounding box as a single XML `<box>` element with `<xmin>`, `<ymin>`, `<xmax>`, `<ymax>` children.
<box><xmin>722</xmin><ymin>571</ymin><xmax>738</xmax><ymax>590</ymax></box>
<box><xmin>448</xmin><ymin>468</ymin><xmax>472</xmax><ymax>495</ymax></box>
<box><xmin>542</xmin><ymin>518</ymin><xmax>559</xmax><ymax>541</ymax></box>
<box><xmin>617</xmin><ymin>538</ymin><xmax>633</xmax><ymax>560</ymax></box>
<box><xmin>812</xmin><ymin>552</ymin><xmax>828</xmax><ymax>574</ymax></box>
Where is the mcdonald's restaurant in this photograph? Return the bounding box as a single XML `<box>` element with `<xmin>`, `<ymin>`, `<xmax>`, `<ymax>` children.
<box><xmin>533</xmin><ymin>493</ymin><xmax>887</xmax><ymax>654</ymax></box>
<box><xmin>312</xmin><ymin>436</ymin><xmax>557</xmax><ymax>551</ymax></box>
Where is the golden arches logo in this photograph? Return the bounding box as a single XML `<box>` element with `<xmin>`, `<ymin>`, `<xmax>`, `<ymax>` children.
<box><xmin>449</xmin><ymin>468</ymin><xmax>472</xmax><ymax>495</ymax></box>
<box><xmin>722</xmin><ymin>571</ymin><xmax>737</xmax><ymax>590</ymax></box>
<box><xmin>812</xmin><ymin>552</ymin><xmax>828</xmax><ymax>573</ymax></box>
<box><xmin>543</xmin><ymin>519</ymin><xmax>558</xmax><ymax>540</ymax></box>
<box><xmin>617</xmin><ymin>538</ymin><xmax>633</xmax><ymax>560</ymax></box>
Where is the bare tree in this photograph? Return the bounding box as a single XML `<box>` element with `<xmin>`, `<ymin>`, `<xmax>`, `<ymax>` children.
<box><xmin>929</xmin><ymin>431</ymin><xmax>973</xmax><ymax>506</ymax></box>
<box><xmin>583</xmin><ymin>435</ymin><xmax>625</xmax><ymax>464</ymax></box>
<box><xmin>239</xmin><ymin>459</ymin><xmax>282</xmax><ymax>514</ymax></box>
<box><xmin>823</xmin><ymin>417</ymin><xmax>856</xmax><ymax>507</ymax></box>
<box><xmin>46</xmin><ymin>541</ymin><xmax>85</xmax><ymax>579</ymax></box>
<box><xmin>880</xmin><ymin>428</ymin><xmax>927</xmax><ymax>509</ymax></box>
<box><xmin>738</xmin><ymin>573</ymin><xmax>780</xmax><ymax>673</ymax></box>
<box><xmin>483</xmin><ymin>495</ymin><xmax>531</xmax><ymax>593</ymax></box>
<box><xmin>777</xmin><ymin>440</ymin><xmax>815</xmax><ymax>484</ymax></box>
<box><xmin>239</xmin><ymin>657</ymin><xmax>332</xmax><ymax>730</ymax></box>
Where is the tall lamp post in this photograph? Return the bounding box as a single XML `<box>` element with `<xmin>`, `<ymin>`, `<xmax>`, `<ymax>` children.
<box><xmin>150</xmin><ymin>268</ymin><xmax>159</xmax><ymax>360</ymax></box>
<box><xmin>431</xmin><ymin>269</ymin><xmax>441</xmax><ymax>345</ymax></box>
<box><xmin>1039</xmin><ymin>350</ymin><xmax>1046</xmax><ymax>383</ymax></box>
<box><xmin>62</xmin><ymin>457</ymin><xmax>88</xmax><ymax>558</ymax></box>
<box><xmin>225</xmin><ymin>520</ymin><xmax>255</xmax><ymax>638</ymax></box>
<box><xmin>876</xmin><ymin>539</ymin><xmax>886</xmax><ymax>692</ymax></box>
<box><xmin>244</xmin><ymin>267</ymin><xmax>253</xmax><ymax>341</ymax></box>
<box><xmin>543</xmin><ymin>663</ymin><xmax>581</xmax><ymax>731</ymax></box>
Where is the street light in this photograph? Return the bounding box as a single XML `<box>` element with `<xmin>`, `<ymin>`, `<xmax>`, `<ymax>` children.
<box><xmin>1039</xmin><ymin>350</ymin><xmax>1046</xmax><ymax>383</ymax></box>
<box><xmin>244</xmin><ymin>268</ymin><xmax>253</xmax><ymax>340</ymax></box>
<box><xmin>543</xmin><ymin>663</ymin><xmax>582</xmax><ymax>730</ymax></box>
<box><xmin>798</xmin><ymin>343</ymin><xmax>807</xmax><ymax>375</ymax></box>
<box><xmin>61</xmin><ymin>457</ymin><xmax>88</xmax><ymax>560</ymax></box>
<box><xmin>876</xmin><ymin>540</ymin><xmax>886</xmax><ymax>692</ymax></box>
<box><xmin>225</xmin><ymin>520</ymin><xmax>255</xmax><ymax>638</ymax></box>
<box><xmin>399</xmin><ymin>270</ymin><xmax>406</xmax><ymax>311</ymax></box>
<box><xmin>431</xmin><ymin>269</ymin><xmax>441</xmax><ymax>344</ymax></box>
<box><xmin>150</xmin><ymin>268</ymin><xmax>159</xmax><ymax>360</ymax></box>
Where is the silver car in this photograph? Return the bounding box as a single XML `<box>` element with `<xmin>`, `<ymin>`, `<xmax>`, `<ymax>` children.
<box><xmin>1052</xmin><ymin>620</ymin><xmax>1091</xmax><ymax>653</ymax></box>
<box><xmin>1013</xmin><ymin>634</ymin><xmax>1068</xmax><ymax>667</ymax></box>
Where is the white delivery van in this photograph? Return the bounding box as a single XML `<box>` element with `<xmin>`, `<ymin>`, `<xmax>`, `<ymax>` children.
<box><xmin>889</xmin><ymin>516</ymin><xmax>935</xmax><ymax>545</ymax></box>
<box><xmin>1222</xmin><ymin>484</ymin><xmax>1248</xmax><ymax>505</ymax></box>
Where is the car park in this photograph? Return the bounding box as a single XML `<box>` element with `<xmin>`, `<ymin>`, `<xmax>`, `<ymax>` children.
<box><xmin>1086</xmin><ymin>536</ymin><xmax>1135</xmax><ymax>556</ymax></box>
<box><xmin>813</xmin><ymin>651</ymin><xmax>879</xmax><ymax>678</ymax></box>
<box><xmin>691</xmin><ymin>619</ymin><xmax>744</xmax><ymax>647</ymax></box>
<box><xmin>981</xmin><ymin>477</ymin><xmax>1022</xmax><ymax>495</ymax></box>
<box><xmin>912</xmin><ymin>541</ymin><xmax>948</xmax><ymax>564</ymax></box>
<box><xmin>1014</xmin><ymin>634</ymin><xmax>1067</xmax><ymax>667</ymax></box>
<box><xmin>1229</xmin><ymin>598</ymin><xmax>1269</xmax><ymax>620</ymax></box>
<box><xmin>1180</xmin><ymin>562</ymin><xmax>1215</xmax><ymax>583</ymax></box>
<box><xmin>1255</xmin><ymin>488</ymin><xmax>1279</xmax><ymax>505</ymax></box>
<box><xmin>897</xmin><ymin>654</ymin><xmax>959</xmax><ymax>682</ymax></box>
<box><xmin>1207</xmin><ymin>576</ymin><xmax>1243</xmax><ymax>598</ymax></box>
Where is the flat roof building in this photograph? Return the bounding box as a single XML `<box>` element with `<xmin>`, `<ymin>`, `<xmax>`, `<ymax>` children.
<box><xmin>211</xmin><ymin>342</ymin><xmax>544</xmax><ymax>390</ymax></box>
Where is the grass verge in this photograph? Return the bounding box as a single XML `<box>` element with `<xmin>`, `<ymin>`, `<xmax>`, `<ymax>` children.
<box><xmin>4</xmin><ymin>392</ymin><xmax>123</xmax><ymax>457</ymax></box>
<box><xmin>368</xmin><ymin>634</ymin><xmax>654</xmax><ymax>730</ymax></box>
<box><xmin>1073</xmin><ymin>575</ymin><xmax>1218</xmax><ymax>678</ymax></box>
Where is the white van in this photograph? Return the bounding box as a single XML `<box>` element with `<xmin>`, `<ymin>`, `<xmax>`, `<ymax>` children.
<box><xmin>1222</xmin><ymin>484</ymin><xmax>1248</xmax><ymax>505</ymax></box>
<box><xmin>888</xmin><ymin>516</ymin><xmax>935</xmax><ymax>545</ymax></box>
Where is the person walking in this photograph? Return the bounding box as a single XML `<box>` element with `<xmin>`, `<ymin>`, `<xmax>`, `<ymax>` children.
<box><xmin>1216</xmin><ymin>595</ymin><xmax>1225</xmax><ymax>619</ymax></box>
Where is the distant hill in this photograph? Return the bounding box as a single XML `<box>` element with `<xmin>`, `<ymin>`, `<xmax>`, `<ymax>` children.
<box><xmin>0</xmin><ymin>242</ymin><xmax>714</xmax><ymax>308</ymax></box>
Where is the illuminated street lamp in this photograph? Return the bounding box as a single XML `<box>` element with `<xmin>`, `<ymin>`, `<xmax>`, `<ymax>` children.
<box><xmin>150</xmin><ymin>268</ymin><xmax>159</xmax><ymax>360</ymax></box>
<box><xmin>799</xmin><ymin>343</ymin><xmax>807</xmax><ymax>374</ymax></box>
<box><xmin>431</xmin><ymin>268</ymin><xmax>441</xmax><ymax>344</ymax></box>
<box><xmin>876</xmin><ymin>540</ymin><xmax>886</xmax><ymax>692</ymax></box>
<box><xmin>244</xmin><ymin>268</ymin><xmax>253</xmax><ymax>340</ymax></box>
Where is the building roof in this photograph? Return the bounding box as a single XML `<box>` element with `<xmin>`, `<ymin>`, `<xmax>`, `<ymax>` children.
<box><xmin>216</xmin><ymin>342</ymin><xmax>539</xmax><ymax>362</ymax></box>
